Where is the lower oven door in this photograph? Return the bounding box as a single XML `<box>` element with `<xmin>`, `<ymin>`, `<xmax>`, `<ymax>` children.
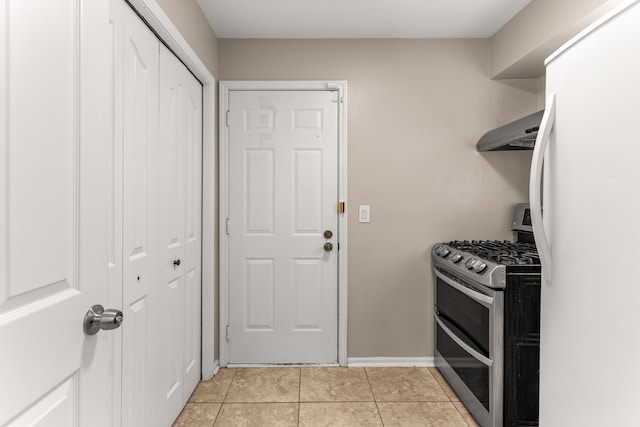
<box><xmin>434</xmin><ymin>267</ymin><xmax>504</xmax><ymax>427</ymax></box>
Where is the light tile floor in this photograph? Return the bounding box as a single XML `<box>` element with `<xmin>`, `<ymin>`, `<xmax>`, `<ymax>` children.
<box><xmin>174</xmin><ymin>367</ymin><xmax>479</xmax><ymax>427</ymax></box>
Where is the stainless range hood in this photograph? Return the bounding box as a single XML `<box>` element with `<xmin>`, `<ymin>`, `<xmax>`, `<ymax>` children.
<box><xmin>477</xmin><ymin>110</ymin><xmax>544</xmax><ymax>151</ymax></box>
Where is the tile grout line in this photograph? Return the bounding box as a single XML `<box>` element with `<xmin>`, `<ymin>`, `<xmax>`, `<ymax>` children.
<box><xmin>426</xmin><ymin>367</ymin><xmax>451</xmax><ymax>402</ymax></box>
<box><xmin>428</xmin><ymin>367</ymin><xmax>474</xmax><ymax>427</ymax></box>
<box><xmin>297</xmin><ymin>367</ymin><xmax>302</xmax><ymax>427</ymax></box>
<box><xmin>196</xmin><ymin>366</ymin><xmax>472</xmax><ymax>426</ymax></box>
<box><xmin>212</xmin><ymin>368</ymin><xmax>239</xmax><ymax>426</ymax></box>
<box><xmin>363</xmin><ymin>367</ymin><xmax>386</xmax><ymax>427</ymax></box>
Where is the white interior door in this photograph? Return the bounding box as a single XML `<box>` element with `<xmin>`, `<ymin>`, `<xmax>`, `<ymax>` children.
<box><xmin>118</xmin><ymin>3</ymin><xmax>160</xmax><ymax>425</ymax></box>
<box><xmin>227</xmin><ymin>90</ymin><xmax>339</xmax><ymax>364</ymax></box>
<box><xmin>0</xmin><ymin>0</ymin><xmax>113</xmax><ymax>425</ymax></box>
<box><xmin>157</xmin><ymin>44</ymin><xmax>203</xmax><ymax>423</ymax></box>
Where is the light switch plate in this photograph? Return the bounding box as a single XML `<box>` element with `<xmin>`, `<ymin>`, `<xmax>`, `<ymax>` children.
<box><xmin>359</xmin><ymin>205</ymin><xmax>370</xmax><ymax>223</ymax></box>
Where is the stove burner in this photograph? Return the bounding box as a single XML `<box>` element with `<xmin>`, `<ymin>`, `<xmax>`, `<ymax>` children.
<box><xmin>448</xmin><ymin>240</ymin><xmax>540</xmax><ymax>265</ymax></box>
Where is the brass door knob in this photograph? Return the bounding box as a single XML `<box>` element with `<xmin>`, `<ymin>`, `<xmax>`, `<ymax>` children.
<box><xmin>323</xmin><ymin>230</ymin><xmax>333</xmax><ymax>239</ymax></box>
<box><xmin>324</xmin><ymin>242</ymin><xmax>333</xmax><ymax>252</ymax></box>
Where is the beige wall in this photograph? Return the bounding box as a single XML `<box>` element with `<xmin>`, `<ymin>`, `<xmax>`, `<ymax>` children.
<box><xmin>219</xmin><ymin>39</ymin><xmax>538</xmax><ymax>357</ymax></box>
<box><xmin>155</xmin><ymin>0</ymin><xmax>604</xmax><ymax>361</ymax></box>
<box><xmin>149</xmin><ymin>0</ymin><xmax>621</xmax><ymax>362</ymax></box>
<box><xmin>491</xmin><ymin>0</ymin><xmax>624</xmax><ymax>78</ymax></box>
<box><xmin>155</xmin><ymin>0</ymin><xmax>219</xmax><ymax>77</ymax></box>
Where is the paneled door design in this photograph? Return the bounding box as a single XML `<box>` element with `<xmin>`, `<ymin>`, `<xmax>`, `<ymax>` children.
<box><xmin>228</xmin><ymin>91</ymin><xmax>339</xmax><ymax>363</ymax></box>
<box><xmin>110</xmin><ymin>1</ymin><xmax>203</xmax><ymax>424</ymax></box>
<box><xmin>156</xmin><ymin>44</ymin><xmax>203</xmax><ymax>423</ymax></box>
<box><xmin>118</xmin><ymin>4</ymin><xmax>160</xmax><ymax>425</ymax></box>
<box><xmin>0</xmin><ymin>0</ymin><xmax>113</xmax><ymax>425</ymax></box>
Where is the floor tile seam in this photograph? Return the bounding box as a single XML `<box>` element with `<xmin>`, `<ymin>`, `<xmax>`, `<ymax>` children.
<box><xmin>178</xmin><ymin>402</ymin><xmax>221</xmax><ymax>427</ymax></box>
<box><xmin>426</xmin><ymin>367</ymin><xmax>455</xmax><ymax>402</ymax></box>
<box><xmin>210</xmin><ymin>402</ymin><xmax>223</xmax><ymax>427</ymax></box>
<box><xmin>220</xmin><ymin>368</ymin><xmax>238</xmax><ymax>406</ymax></box>
<box><xmin>363</xmin><ymin>366</ymin><xmax>386</xmax><ymax>426</ymax></box>
<box><xmin>451</xmin><ymin>401</ymin><xmax>475</xmax><ymax>427</ymax></box>
<box><xmin>362</xmin><ymin>367</ymin><xmax>377</xmax><ymax>400</ymax></box>
<box><xmin>297</xmin><ymin>368</ymin><xmax>301</xmax><ymax>427</ymax></box>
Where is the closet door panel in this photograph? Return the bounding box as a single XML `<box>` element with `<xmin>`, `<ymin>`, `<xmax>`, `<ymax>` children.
<box><xmin>121</xmin><ymin>4</ymin><xmax>159</xmax><ymax>426</ymax></box>
<box><xmin>157</xmin><ymin>44</ymin><xmax>203</xmax><ymax>417</ymax></box>
<box><xmin>107</xmin><ymin>0</ymin><xmax>124</xmax><ymax>422</ymax></box>
<box><xmin>157</xmin><ymin>45</ymin><xmax>187</xmax><ymax>422</ymax></box>
<box><xmin>183</xmin><ymin>65</ymin><xmax>203</xmax><ymax>399</ymax></box>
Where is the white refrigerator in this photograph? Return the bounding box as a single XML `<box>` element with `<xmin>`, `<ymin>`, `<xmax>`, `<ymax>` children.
<box><xmin>530</xmin><ymin>0</ymin><xmax>640</xmax><ymax>425</ymax></box>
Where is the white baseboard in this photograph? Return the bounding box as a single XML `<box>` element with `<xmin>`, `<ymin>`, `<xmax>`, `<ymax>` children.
<box><xmin>217</xmin><ymin>358</ymin><xmax>434</xmax><ymax>369</ymax></box>
<box><xmin>227</xmin><ymin>363</ymin><xmax>339</xmax><ymax>368</ymax></box>
<box><xmin>347</xmin><ymin>357</ymin><xmax>435</xmax><ymax>368</ymax></box>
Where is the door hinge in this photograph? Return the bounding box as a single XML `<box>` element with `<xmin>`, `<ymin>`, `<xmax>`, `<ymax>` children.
<box><xmin>225</xmin><ymin>218</ymin><xmax>230</xmax><ymax>235</ymax></box>
<box><xmin>226</xmin><ymin>110</ymin><xmax>230</xmax><ymax>127</ymax></box>
<box><xmin>226</xmin><ymin>325</ymin><xmax>230</xmax><ymax>342</ymax></box>
<box><xmin>338</xmin><ymin>201</ymin><xmax>345</xmax><ymax>214</ymax></box>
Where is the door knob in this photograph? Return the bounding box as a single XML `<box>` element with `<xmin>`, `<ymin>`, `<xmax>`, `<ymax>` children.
<box><xmin>173</xmin><ymin>259</ymin><xmax>181</xmax><ymax>267</ymax></box>
<box><xmin>84</xmin><ymin>305</ymin><xmax>123</xmax><ymax>335</ymax></box>
<box><xmin>323</xmin><ymin>230</ymin><xmax>333</xmax><ymax>239</ymax></box>
<box><xmin>324</xmin><ymin>242</ymin><xmax>333</xmax><ymax>252</ymax></box>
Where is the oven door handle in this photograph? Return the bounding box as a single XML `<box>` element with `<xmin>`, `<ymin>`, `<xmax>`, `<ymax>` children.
<box><xmin>434</xmin><ymin>269</ymin><xmax>494</xmax><ymax>306</ymax></box>
<box><xmin>435</xmin><ymin>316</ymin><xmax>493</xmax><ymax>367</ymax></box>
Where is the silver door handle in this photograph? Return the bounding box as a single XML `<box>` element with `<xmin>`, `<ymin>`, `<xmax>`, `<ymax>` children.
<box><xmin>84</xmin><ymin>304</ymin><xmax>123</xmax><ymax>335</ymax></box>
<box><xmin>434</xmin><ymin>269</ymin><xmax>494</xmax><ymax>306</ymax></box>
<box><xmin>435</xmin><ymin>316</ymin><xmax>493</xmax><ymax>367</ymax></box>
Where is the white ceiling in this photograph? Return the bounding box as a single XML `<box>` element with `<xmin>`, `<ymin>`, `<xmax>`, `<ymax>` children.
<box><xmin>196</xmin><ymin>0</ymin><xmax>533</xmax><ymax>39</ymax></box>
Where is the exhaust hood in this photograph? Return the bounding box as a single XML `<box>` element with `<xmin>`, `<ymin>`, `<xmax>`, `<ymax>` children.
<box><xmin>477</xmin><ymin>110</ymin><xmax>544</xmax><ymax>151</ymax></box>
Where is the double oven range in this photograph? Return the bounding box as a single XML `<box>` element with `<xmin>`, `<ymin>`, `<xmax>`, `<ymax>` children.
<box><xmin>432</xmin><ymin>204</ymin><xmax>541</xmax><ymax>427</ymax></box>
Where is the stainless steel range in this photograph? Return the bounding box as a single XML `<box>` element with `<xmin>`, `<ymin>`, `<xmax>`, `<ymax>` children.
<box><xmin>432</xmin><ymin>204</ymin><xmax>540</xmax><ymax>427</ymax></box>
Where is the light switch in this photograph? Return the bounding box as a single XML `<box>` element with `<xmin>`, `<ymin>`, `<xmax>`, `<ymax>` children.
<box><xmin>359</xmin><ymin>205</ymin><xmax>370</xmax><ymax>223</ymax></box>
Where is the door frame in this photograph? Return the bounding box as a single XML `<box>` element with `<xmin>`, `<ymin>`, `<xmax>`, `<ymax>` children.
<box><xmin>219</xmin><ymin>80</ymin><xmax>348</xmax><ymax>367</ymax></box>
<box><xmin>122</xmin><ymin>0</ymin><xmax>217</xmax><ymax>380</ymax></box>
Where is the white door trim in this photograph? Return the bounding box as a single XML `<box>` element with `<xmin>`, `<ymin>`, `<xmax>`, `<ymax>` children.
<box><xmin>122</xmin><ymin>0</ymin><xmax>216</xmax><ymax>380</ymax></box>
<box><xmin>219</xmin><ymin>80</ymin><xmax>348</xmax><ymax>367</ymax></box>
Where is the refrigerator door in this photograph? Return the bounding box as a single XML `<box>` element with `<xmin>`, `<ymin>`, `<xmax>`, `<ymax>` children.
<box><xmin>538</xmin><ymin>1</ymin><xmax>640</xmax><ymax>425</ymax></box>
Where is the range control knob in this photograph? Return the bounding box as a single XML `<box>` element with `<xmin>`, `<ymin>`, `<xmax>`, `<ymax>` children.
<box><xmin>451</xmin><ymin>253</ymin><xmax>463</xmax><ymax>263</ymax></box>
<box><xmin>434</xmin><ymin>245</ymin><xmax>450</xmax><ymax>258</ymax></box>
<box><xmin>465</xmin><ymin>258</ymin><xmax>478</xmax><ymax>269</ymax></box>
<box><xmin>473</xmin><ymin>262</ymin><xmax>487</xmax><ymax>273</ymax></box>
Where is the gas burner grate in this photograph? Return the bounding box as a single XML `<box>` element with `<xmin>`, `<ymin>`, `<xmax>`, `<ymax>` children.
<box><xmin>448</xmin><ymin>240</ymin><xmax>539</xmax><ymax>265</ymax></box>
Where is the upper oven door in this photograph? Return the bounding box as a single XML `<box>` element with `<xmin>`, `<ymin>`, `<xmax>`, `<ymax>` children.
<box><xmin>434</xmin><ymin>267</ymin><xmax>494</xmax><ymax>357</ymax></box>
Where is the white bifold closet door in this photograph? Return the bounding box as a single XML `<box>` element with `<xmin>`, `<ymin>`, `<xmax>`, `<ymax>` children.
<box><xmin>157</xmin><ymin>40</ymin><xmax>203</xmax><ymax>424</ymax></box>
<box><xmin>118</xmin><ymin>4</ymin><xmax>159</xmax><ymax>425</ymax></box>
<box><xmin>110</xmin><ymin>0</ymin><xmax>203</xmax><ymax>425</ymax></box>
